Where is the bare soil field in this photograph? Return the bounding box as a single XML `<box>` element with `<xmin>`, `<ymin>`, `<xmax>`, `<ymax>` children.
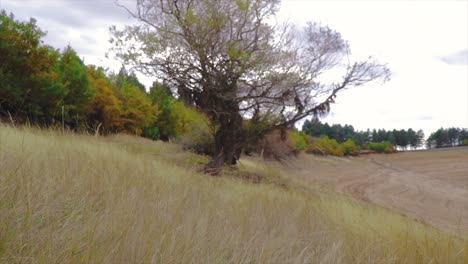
<box><xmin>285</xmin><ymin>147</ymin><xmax>468</xmax><ymax>236</ymax></box>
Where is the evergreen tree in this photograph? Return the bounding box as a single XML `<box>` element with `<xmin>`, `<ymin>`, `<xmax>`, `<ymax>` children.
<box><xmin>114</xmin><ymin>65</ymin><xmax>146</xmax><ymax>93</ymax></box>
<box><xmin>416</xmin><ymin>129</ymin><xmax>425</xmax><ymax>148</ymax></box>
<box><xmin>54</xmin><ymin>46</ymin><xmax>93</xmax><ymax>127</ymax></box>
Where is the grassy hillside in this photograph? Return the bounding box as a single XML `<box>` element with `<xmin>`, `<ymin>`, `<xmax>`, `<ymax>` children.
<box><xmin>0</xmin><ymin>124</ymin><xmax>466</xmax><ymax>263</ymax></box>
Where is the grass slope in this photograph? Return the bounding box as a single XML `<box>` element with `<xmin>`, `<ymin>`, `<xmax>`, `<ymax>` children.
<box><xmin>0</xmin><ymin>124</ymin><xmax>466</xmax><ymax>263</ymax></box>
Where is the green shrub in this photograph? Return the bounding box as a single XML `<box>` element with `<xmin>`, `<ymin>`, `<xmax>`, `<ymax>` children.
<box><xmin>464</xmin><ymin>139</ymin><xmax>468</xmax><ymax>146</ymax></box>
<box><xmin>307</xmin><ymin>136</ymin><xmax>344</xmax><ymax>157</ymax></box>
<box><xmin>148</xmin><ymin>83</ymin><xmax>209</xmax><ymax>141</ymax></box>
<box><xmin>143</xmin><ymin>126</ymin><xmax>159</xmax><ymax>140</ymax></box>
<box><xmin>342</xmin><ymin>139</ymin><xmax>358</xmax><ymax>156</ymax></box>
<box><xmin>364</xmin><ymin>141</ymin><xmax>394</xmax><ymax>153</ymax></box>
<box><xmin>289</xmin><ymin>130</ymin><xmax>308</xmax><ymax>152</ymax></box>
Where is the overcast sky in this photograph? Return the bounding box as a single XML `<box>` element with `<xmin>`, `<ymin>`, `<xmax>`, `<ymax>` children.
<box><xmin>1</xmin><ymin>0</ymin><xmax>467</xmax><ymax>135</ymax></box>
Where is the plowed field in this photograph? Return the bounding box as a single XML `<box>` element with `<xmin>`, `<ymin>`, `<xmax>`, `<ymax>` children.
<box><xmin>287</xmin><ymin>147</ymin><xmax>468</xmax><ymax>236</ymax></box>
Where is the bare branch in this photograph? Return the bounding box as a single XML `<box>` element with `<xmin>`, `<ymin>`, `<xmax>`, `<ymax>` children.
<box><xmin>109</xmin><ymin>0</ymin><xmax>390</xmax><ymax>166</ymax></box>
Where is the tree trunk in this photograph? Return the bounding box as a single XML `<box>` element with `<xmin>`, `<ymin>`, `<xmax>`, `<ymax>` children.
<box><xmin>204</xmin><ymin>102</ymin><xmax>244</xmax><ymax>175</ymax></box>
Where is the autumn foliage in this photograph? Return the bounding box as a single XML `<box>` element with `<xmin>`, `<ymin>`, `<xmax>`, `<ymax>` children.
<box><xmin>86</xmin><ymin>67</ymin><xmax>122</xmax><ymax>132</ymax></box>
<box><xmin>0</xmin><ymin>11</ymin><xmax>206</xmax><ymax>140</ymax></box>
<box><xmin>0</xmin><ymin>10</ymin><xmax>60</xmax><ymax>123</ymax></box>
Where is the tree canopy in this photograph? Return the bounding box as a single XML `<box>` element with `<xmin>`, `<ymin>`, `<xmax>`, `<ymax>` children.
<box><xmin>110</xmin><ymin>0</ymin><xmax>390</xmax><ymax>170</ymax></box>
<box><xmin>0</xmin><ymin>10</ymin><xmax>207</xmax><ymax>141</ymax></box>
<box><xmin>54</xmin><ymin>46</ymin><xmax>93</xmax><ymax>128</ymax></box>
<box><xmin>0</xmin><ymin>10</ymin><xmax>60</xmax><ymax>123</ymax></box>
<box><xmin>426</xmin><ymin>127</ymin><xmax>468</xmax><ymax>148</ymax></box>
<box><xmin>302</xmin><ymin>119</ymin><xmax>425</xmax><ymax>150</ymax></box>
<box><xmin>86</xmin><ymin>66</ymin><xmax>122</xmax><ymax>132</ymax></box>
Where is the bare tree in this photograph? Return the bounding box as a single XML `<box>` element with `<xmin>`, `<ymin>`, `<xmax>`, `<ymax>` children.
<box><xmin>110</xmin><ymin>0</ymin><xmax>390</xmax><ymax>171</ymax></box>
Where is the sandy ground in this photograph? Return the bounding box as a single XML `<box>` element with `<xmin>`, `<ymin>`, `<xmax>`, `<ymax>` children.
<box><xmin>285</xmin><ymin>147</ymin><xmax>468</xmax><ymax>235</ymax></box>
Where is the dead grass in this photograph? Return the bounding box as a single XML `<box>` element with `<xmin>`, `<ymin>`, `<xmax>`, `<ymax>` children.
<box><xmin>0</xmin><ymin>123</ymin><xmax>466</xmax><ymax>263</ymax></box>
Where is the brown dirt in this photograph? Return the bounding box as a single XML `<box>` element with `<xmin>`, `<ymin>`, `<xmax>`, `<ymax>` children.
<box><xmin>284</xmin><ymin>147</ymin><xmax>468</xmax><ymax>235</ymax></box>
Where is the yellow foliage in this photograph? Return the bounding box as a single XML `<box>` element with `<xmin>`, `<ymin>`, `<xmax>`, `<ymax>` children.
<box><xmin>148</xmin><ymin>83</ymin><xmax>209</xmax><ymax>140</ymax></box>
<box><xmin>86</xmin><ymin>67</ymin><xmax>122</xmax><ymax>132</ymax></box>
<box><xmin>342</xmin><ymin>139</ymin><xmax>358</xmax><ymax>156</ymax></box>
<box><xmin>289</xmin><ymin>130</ymin><xmax>308</xmax><ymax>152</ymax></box>
<box><xmin>170</xmin><ymin>101</ymin><xmax>206</xmax><ymax>137</ymax></box>
<box><xmin>117</xmin><ymin>81</ymin><xmax>160</xmax><ymax>135</ymax></box>
<box><xmin>307</xmin><ymin>136</ymin><xmax>344</xmax><ymax>156</ymax></box>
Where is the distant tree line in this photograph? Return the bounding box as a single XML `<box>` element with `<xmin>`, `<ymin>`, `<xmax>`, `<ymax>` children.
<box><xmin>0</xmin><ymin>11</ymin><xmax>206</xmax><ymax>140</ymax></box>
<box><xmin>426</xmin><ymin>127</ymin><xmax>468</xmax><ymax>149</ymax></box>
<box><xmin>302</xmin><ymin>118</ymin><xmax>425</xmax><ymax>150</ymax></box>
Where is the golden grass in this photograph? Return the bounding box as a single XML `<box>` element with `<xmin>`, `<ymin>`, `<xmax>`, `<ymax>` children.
<box><xmin>0</xmin><ymin>124</ymin><xmax>466</xmax><ymax>263</ymax></box>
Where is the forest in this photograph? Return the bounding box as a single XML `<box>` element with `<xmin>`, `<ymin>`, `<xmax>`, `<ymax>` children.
<box><xmin>1</xmin><ymin>9</ymin><xmax>466</xmax><ymax>163</ymax></box>
<box><xmin>302</xmin><ymin>119</ymin><xmax>467</xmax><ymax>152</ymax></box>
<box><xmin>0</xmin><ymin>10</ymin><xmax>207</xmax><ymax>141</ymax></box>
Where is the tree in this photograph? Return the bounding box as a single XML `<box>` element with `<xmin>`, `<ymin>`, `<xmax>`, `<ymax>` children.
<box><xmin>0</xmin><ymin>10</ymin><xmax>60</xmax><ymax>123</ymax></box>
<box><xmin>376</xmin><ymin>129</ymin><xmax>386</xmax><ymax>142</ymax></box>
<box><xmin>86</xmin><ymin>66</ymin><xmax>122</xmax><ymax>133</ymax></box>
<box><xmin>395</xmin><ymin>129</ymin><xmax>409</xmax><ymax>150</ymax></box>
<box><xmin>387</xmin><ymin>131</ymin><xmax>396</xmax><ymax>146</ymax></box>
<box><xmin>447</xmin><ymin>127</ymin><xmax>460</xmax><ymax>147</ymax></box>
<box><xmin>302</xmin><ymin>119</ymin><xmax>356</xmax><ymax>143</ymax></box>
<box><xmin>416</xmin><ymin>129</ymin><xmax>425</xmax><ymax>148</ymax></box>
<box><xmin>116</xmin><ymin>79</ymin><xmax>160</xmax><ymax>135</ymax></box>
<box><xmin>459</xmin><ymin>129</ymin><xmax>468</xmax><ymax>145</ymax></box>
<box><xmin>342</xmin><ymin>124</ymin><xmax>355</xmax><ymax>142</ymax></box>
<box><xmin>148</xmin><ymin>81</ymin><xmax>205</xmax><ymax>140</ymax></box>
<box><xmin>53</xmin><ymin>46</ymin><xmax>93</xmax><ymax>128</ymax></box>
<box><xmin>302</xmin><ymin>118</ymin><xmax>322</xmax><ymax>137</ymax></box>
<box><xmin>429</xmin><ymin>128</ymin><xmax>449</xmax><ymax>148</ymax></box>
<box><xmin>114</xmin><ymin>65</ymin><xmax>147</xmax><ymax>93</ymax></box>
<box><xmin>148</xmin><ymin>82</ymin><xmax>175</xmax><ymax>140</ymax></box>
<box><xmin>407</xmin><ymin>128</ymin><xmax>417</xmax><ymax>149</ymax></box>
<box><xmin>110</xmin><ymin>0</ymin><xmax>390</xmax><ymax>170</ymax></box>
<box><xmin>427</xmin><ymin>127</ymin><xmax>466</xmax><ymax>148</ymax></box>
<box><xmin>372</xmin><ymin>129</ymin><xmax>378</xmax><ymax>143</ymax></box>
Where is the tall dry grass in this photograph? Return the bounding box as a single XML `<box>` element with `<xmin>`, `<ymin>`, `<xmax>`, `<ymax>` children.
<box><xmin>0</xmin><ymin>124</ymin><xmax>466</xmax><ymax>263</ymax></box>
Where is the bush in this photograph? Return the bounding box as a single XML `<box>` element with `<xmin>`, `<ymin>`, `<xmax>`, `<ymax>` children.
<box><xmin>177</xmin><ymin>116</ymin><xmax>215</xmax><ymax>155</ymax></box>
<box><xmin>306</xmin><ymin>137</ymin><xmax>360</xmax><ymax>157</ymax></box>
<box><xmin>464</xmin><ymin>139</ymin><xmax>468</xmax><ymax>146</ymax></box>
<box><xmin>289</xmin><ymin>130</ymin><xmax>308</xmax><ymax>152</ymax></box>
<box><xmin>342</xmin><ymin>139</ymin><xmax>358</xmax><ymax>156</ymax></box>
<box><xmin>307</xmin><ymin>136</ymin><xmax>344</xmax><ymax>157</ymax></box>
<box><xmin>148</xmin><ymin>83</ymin><xmax>210</xmax><ymax>141</ymax></box>
<box><xmin>364</xmin><ymin>141</ymin><xmax>394</xmax><ymax>153</ymax></box>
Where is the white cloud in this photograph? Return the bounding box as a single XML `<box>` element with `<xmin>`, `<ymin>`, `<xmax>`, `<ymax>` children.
<box><xmin>279</xmin><ymin>0</ymin><xmax>468</xmax><ymax>134</ymax></box>
<box><xmin>441</xmin><ymin>49</ymin><xmax>468</xmax><ymax>65</ymax></box>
